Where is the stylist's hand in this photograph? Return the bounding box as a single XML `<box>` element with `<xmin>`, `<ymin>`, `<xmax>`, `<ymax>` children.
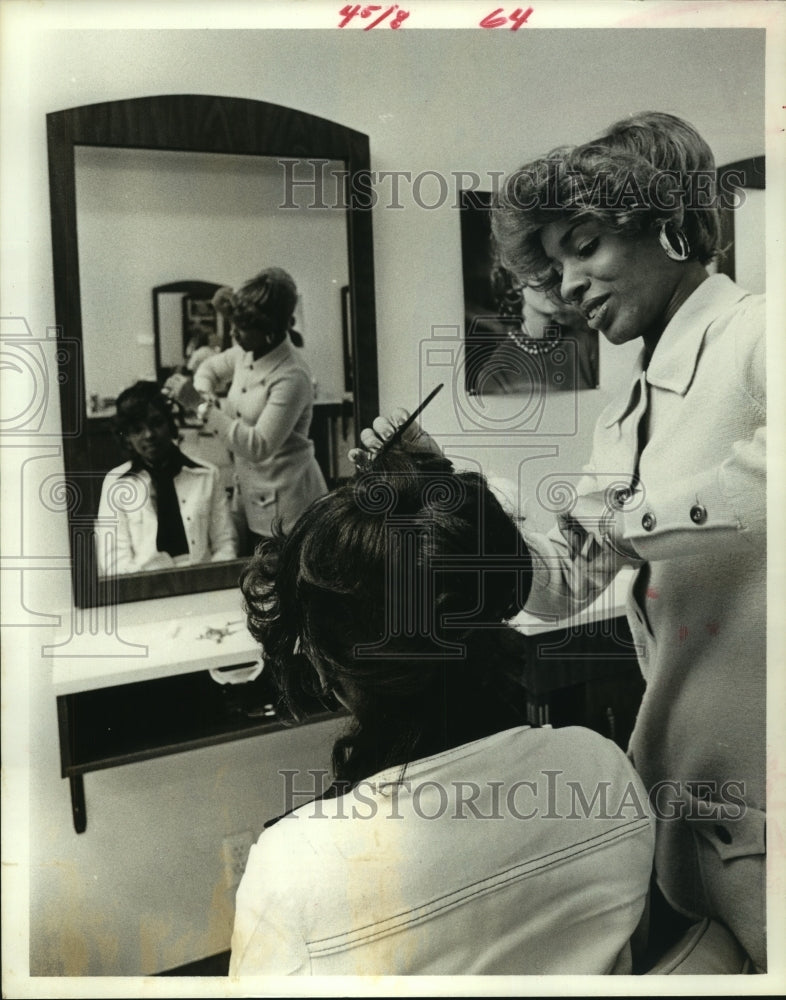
<box><xmin>348</xmin><ymin>409</ymin><xmax>443</xmax><ymax>469</ymax></box>
<box><xmin>163</xmin><ymin>373</ymin><xmax>204</xmax><ymax>414</ymax></box>
<box><xmin>557</xmin><ymin>490</ymin><xmax>641</xmax><ymax>564</ymax></box>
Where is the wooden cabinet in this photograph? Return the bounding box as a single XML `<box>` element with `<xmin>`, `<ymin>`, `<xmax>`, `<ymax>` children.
<box><xmin>57</xmin><ymin>665</ymin><xmax>341</xmax><ymax>833</ymax></box>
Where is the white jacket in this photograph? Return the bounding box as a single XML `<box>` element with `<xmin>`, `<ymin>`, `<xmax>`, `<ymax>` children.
<box><xmin>95</xmin><ymin>457</ymin><xmax>237</xmax><ymax>576</ymax></box>
<box><xmin>230</xmin><ymin>725</ymin><xmax>654</xmax><ymax>977</ymax></box>
<box><xmin>194</xmin><ymin>340</ymin><xmax>327</xmax><ymax>536</ymax></box>
<box><xmin>523</xmin><ymin>275</ymin><xmax>766</xmax><ymax>968</ymax></box>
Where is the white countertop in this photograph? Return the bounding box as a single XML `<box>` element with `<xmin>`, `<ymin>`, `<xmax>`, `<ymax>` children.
<box><xmin>50</xmin><ymin>588</ymin><xmax>254</xmax><ymax>694</ymax></box>
<box><xmin>51</xmin><ymin>570</ymin><xmax>634</xmax><ymax>695</ymax></box>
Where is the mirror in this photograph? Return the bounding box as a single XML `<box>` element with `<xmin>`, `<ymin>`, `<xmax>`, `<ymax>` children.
<box><xmin>151</xmin><ymin>280</ymin><xmax>232</xmax><ymax>386</ymax></box>
<box><xmin>48</xmin><ymin>94</ymin><xmax>379</xmax><ymax>607</ymax></box>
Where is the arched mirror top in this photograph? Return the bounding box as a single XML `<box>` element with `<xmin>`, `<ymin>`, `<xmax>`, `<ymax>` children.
<box><xmin>47</xmin><ymin>93</ymin><xmax>372</xmax><ymax>159</ymax></box>
<box><xmin>48</xmin><ymin>93</ymin><xmax>378</xmax><ymax>608</ymax></box>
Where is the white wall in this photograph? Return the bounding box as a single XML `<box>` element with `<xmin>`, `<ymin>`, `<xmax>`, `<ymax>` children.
<box><xmin>2</xmin><ymin>20</ymin><xmax>765</xmax><ymax>980</ymax></box>
<box><xmin>75</xmin><ymin>147</ymin><xmax>349</xmax><ymax>407</ymax></box>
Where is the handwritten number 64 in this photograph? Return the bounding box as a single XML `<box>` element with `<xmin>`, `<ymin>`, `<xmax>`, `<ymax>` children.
<box><xmin>480</xmin><ymin>7</ymin><xmax>533</xmax><ymax>30</ymax></box>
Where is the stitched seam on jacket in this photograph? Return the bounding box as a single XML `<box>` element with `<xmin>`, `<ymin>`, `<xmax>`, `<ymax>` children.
<box><xmin>307</xmin><ymin>816</ymin><xmax>651</xmax><ymax>957</ymax></box>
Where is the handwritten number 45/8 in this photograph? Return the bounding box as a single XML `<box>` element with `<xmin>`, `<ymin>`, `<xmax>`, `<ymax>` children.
<box><xmin>480</xmin><ymin>7</ymin><xmax>533</xmax><ymax>30</ymax></box>
<box><xmin>338</xmin><ymin>5</ymin><xmax>410</xmax><ymax>28</ymax></box>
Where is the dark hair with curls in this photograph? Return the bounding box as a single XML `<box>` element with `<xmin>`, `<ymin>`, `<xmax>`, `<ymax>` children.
<box><xmin>241</xmin><ymin>449</ymin><xmax>533</xmax><ymax>788</ymax></box>
<box><xmin>211</xmin><ymin>267</ymin><xmax>303</xmax><ymax>347</ymax></box>
<box><xmin>492</xmin><ymin>111</ymin><xmax>722</xmax><ymax>291</ymax></box>
<box><xmin>113</xmin><ymin>380</ymin><xmax>180</xmax><ymax>457</ymax></box>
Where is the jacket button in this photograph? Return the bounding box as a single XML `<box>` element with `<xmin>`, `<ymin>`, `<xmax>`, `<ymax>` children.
<box><xmin>641</xmin><ymin>512</ymin><xmax>656</xmax><ymax>531</ymax></box>
<box><xmin>690</xmin><ymin>503</ymin><xmax>707</xmax><ymax>524</ymax></box>
<box><xmin>714</xmin><ymin>824</ymin><xmax>732</xmax><ymax>845</ymax></box>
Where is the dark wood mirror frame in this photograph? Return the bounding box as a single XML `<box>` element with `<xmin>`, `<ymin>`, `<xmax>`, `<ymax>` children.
<box><xmin>47</xmin><ymin>94</ymin><xmax>379</xmax><ymax>608</ymax></box>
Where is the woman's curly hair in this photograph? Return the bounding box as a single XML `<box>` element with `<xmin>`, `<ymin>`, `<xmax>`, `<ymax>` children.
<box><xmin>241</xmin><ymin>449</ymin><xmax>533</xmax><ymax>787</ymax></box>
<box><xmin>211</xmin><ymin>267</ymin><xmax>303</xmax><ymax>346</ymax></box>
<box><xmin>112</xmin><ymin>380</ymin><xmax>182</xmax><ymax>458</ymax></box>
<box><xmin>492</xmin><ymin>111</ymin><xmax>722</xmax><ymax>291</ymax></box>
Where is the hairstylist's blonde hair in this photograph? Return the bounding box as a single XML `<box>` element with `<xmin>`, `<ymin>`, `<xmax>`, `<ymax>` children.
<box><xmin>212</xmin><ymin>267</ymin><xmax>303</xmax><ymax>345</ymax></box>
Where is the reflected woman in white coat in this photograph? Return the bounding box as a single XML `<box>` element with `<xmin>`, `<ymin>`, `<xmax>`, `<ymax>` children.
<box><xmin>95</xmin><ymin>381</ymin><xmax>237</xmax><ymax>576</ymax></box>
<box><xmin>167</xmin><ymin>267</ymin><xmax>327</xmax><ymax>555</ymax></box>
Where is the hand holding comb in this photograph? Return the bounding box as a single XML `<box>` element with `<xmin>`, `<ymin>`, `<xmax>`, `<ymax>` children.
<box><xmin>373</xmin><ymin>383</ymin><xmax>444</xmax><ymax>459</ymax></box>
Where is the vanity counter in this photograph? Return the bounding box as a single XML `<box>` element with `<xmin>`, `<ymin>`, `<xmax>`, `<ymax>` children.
<box><xmin>52</xmin><ymin>569</ymin><xmax>640</xmax><ymax>834</ymax></box>
<box><xmin>51</xmin><ymin>587</ymin><xmax>255</xmax><ymax>695</ymax></box>
<box><xmin>51</xmin><ymin>568</ymin><xmax>636</xmax><ymax>695</ymax></box>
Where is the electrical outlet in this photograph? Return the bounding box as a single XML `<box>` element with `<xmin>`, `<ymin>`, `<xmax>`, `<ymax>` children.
<box><xmin>222</xmin><ymin>830</ymin><xmax>255</xmax><ymax>891</ymax></box>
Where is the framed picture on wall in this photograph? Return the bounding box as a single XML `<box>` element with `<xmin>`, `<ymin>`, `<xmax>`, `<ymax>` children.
<box><xmin>459</xmin><ymin>190</ymin><xmax>600</xmax><ymax>396</ymax></box>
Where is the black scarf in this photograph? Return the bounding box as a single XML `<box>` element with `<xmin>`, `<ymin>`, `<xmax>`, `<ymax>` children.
<box><xmin>130</xmin><ymin>448</ymin><xmax>197</xmax><ymax>558</ymax></box>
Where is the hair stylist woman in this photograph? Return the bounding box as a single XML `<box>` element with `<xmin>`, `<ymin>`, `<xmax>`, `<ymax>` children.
<box><xmin>166</xmin><ymin>268</ymin><xmax>327</xmax><ymax>553</ymax></box>
<box><xmin>358</xmin><ymin>113</ymin><xmax>767</xmax><ymax>970</ymax></box>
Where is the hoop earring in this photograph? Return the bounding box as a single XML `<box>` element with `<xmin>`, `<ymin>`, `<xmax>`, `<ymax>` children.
<box><xmin>658</xmin><ymin>222</ymin><xmax>690</xmax><ymax>262</ymax></box>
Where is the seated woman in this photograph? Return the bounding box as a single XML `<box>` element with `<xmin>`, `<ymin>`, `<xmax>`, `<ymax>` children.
<box><xmin>95</xmin><ymin>381</ymin><xmax>237</xmax><ymax>576</ymax></box>
<box><xmin>230</xmin><ymin>449</ymin><xmax>655</xmax><ymax>976</ymax></box>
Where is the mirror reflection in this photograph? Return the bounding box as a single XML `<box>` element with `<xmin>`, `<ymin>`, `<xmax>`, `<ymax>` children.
<box><xmin>152</xmin><ymin>279</ymin><xmax>233</xmax><ymax>383</ymax></box>
<box><xmin>74</xmin><ymin>145</ymin><xmax>351</xmax><ymax>576</ymax></box>
<box><xmin>95</xmin><ymin>380</ymin><xmax>238</xmax><ymax>575</ymax></box>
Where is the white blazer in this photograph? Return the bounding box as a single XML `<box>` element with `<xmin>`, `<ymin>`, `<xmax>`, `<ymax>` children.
<box><xmin>194</xmin><ymin>340</ymin><xmax>327</xmax><ymax>536</ymax></box>
<box><xmin>95</xmin><ymin>458</ymin><xmax>237</xmax><ymax>576</ymax></box>
<box><xmin>522</xmin><ymin>275</ymin><xmax>766</xmax><ymax>967</ymax></box>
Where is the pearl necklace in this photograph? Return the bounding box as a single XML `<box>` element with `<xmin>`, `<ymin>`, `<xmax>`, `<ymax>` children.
<box><xmin>505</xmin><ymin>322</ymin><xmax>562</xmax><ymax>356</ymax></box>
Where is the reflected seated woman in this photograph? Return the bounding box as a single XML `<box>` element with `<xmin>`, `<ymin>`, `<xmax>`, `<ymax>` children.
<box><xmin>95</xmin><ymin>381</ymin><xmax>237</xmax><ymax>576</ymax></box>
<box><xmin>230</xmin><ymin>449</ymin><xmax>655</xmax><ymax>976</ymax></box>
